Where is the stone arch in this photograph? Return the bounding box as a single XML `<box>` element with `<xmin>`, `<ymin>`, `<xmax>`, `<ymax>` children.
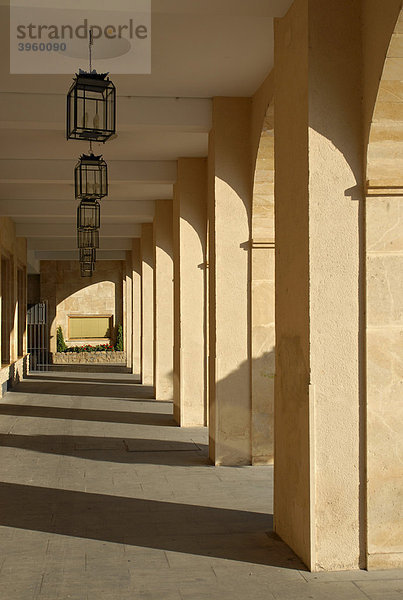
<box><xmin>364</xmin><ymin>5</ymin><xmax>403</xmax><ymax>570</ymax></box>
<box><xmin>250</xmin><ymin>100</ymin><xmax>275</xmax><ymax>465</ymax></box>
<box><xmin>366</xmin><ymin>7</ymin><xmax>403</xmax><ymax>190</ymax></box>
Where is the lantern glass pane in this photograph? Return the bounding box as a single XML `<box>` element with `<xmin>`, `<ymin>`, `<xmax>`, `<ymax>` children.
<box><xmin>85</xmin><ymin>164</ymin><xmax>100</xmax><ymax>196</ymax></box>
<box><xmin>106</xmin><ymin>87</ymin><xmax>115</xmax><ymax>132</ymax></box>
<box><xmin>68</xmin><ymin>92</ymin><xmax>74</xmax><ymax>131</ymax></box>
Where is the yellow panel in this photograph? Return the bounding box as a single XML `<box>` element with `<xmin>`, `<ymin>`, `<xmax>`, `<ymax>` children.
<box><xmin>69</xmin><ymin>316</ymin><xmax>111</xmax><ymax>339</ymax></box>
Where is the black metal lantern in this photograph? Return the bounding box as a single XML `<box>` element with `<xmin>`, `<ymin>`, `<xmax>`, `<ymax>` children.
<box><xmin>80</xmin><ymin>262</ymin><xmax>94</xmax><ymax>277</ymax></box>
<box><xmin>75</xmin><ymin>153</ymin><xmax>108</xmax><ymax>200</ymax></box>
<box><xmin>67</xmin><ymin>71</ymin><xmax>116</xmax><ymax>142</ymax></box>
<box><xmin>79</xmin><ymin>247</ymin><xmax>96</xmax><ymax>263</ymax></box>
<box><xmin>66</xmin><ymin>33</ymin><xmax>116</xmax><ymax>143</ymax></box>
<box><xmin>77</xmin><ymin>228</ymin><xmax>99</xmax><ymax>249</ymax></box>
<box><xmin>77</xmin><ymin>199</ymin><xmax>101</xmax><ymax>229</ymax></box>
<box><xmin>81</xmin><ymin>259</ymin><xmax>94</xmax><ymax>270</ymax></box>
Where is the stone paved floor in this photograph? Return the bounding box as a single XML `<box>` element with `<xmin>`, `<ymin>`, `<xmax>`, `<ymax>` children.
<box><xmin>0</xmin><ymin>370</ymin><xmax>401</xmax><ymax>600</ymax></box>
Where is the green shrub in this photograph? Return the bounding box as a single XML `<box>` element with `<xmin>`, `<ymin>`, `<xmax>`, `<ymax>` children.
<box><xmin>65</xmin><ymin>344</ymin><xmax>114</xmax><ymax>353</ymax></box>
<box><xmin>115</xmin><ymin>324</ymin><xmax>124</xmax><ymax>351</ymax></box>
<box><xmin>56</xmin><ymin>326</ymin><xmax>67</xmax><ymax>352</ymax></box>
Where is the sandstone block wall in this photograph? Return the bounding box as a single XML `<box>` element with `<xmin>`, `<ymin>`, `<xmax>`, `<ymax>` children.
<box><xmin>53</xmin><ymin>351</ymin><xmax>126</xmax><ymax>364</ymax></box>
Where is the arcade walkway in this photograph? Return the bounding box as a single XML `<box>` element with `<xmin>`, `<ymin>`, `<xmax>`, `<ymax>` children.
<box><xmin>0</xmin><ymin>371</ymin><xmax>401</xmax><ymax>599</ymax></box>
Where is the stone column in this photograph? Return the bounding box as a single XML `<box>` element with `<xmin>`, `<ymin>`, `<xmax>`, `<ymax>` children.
<box><xmin>124</xmin><ymin>252</ymin><xmax>133</xmax><ymax>370</ymax></box>
<box><xmin>208</xmin><ymin>97</ymin><xmax>252</xmax><ymax>466</ymax></box>
<box><xmin>153</xmin><ymin>201</ymin><xmax>174</xmax><ymax>401</ymax></box>
<box><xmin>173</xmin><ymin>158</ymin><xmax>207</xmax><ymax>426</ymax></box>
<box><xmin>274</xmin><ymin>0</ymin><xmax>363</xmax><ymax>571</ymax></box>
<box><xmin>141</xmin><ymin>224</ymin><xmax>154</xmax><ymax>386</ymax></box>
<box><xmin>10</xmin><ymin>256</ymin><xmax>18</xmax><ymax>363</ymax></box>
<box><xmin>251</xmin><ymin>103</ymin><xmax>275</xmax><ymax>465</ymax></box>
<box><xmin>20</xmin><ymin>267</ymin><xmax>28</xmax><ymax>357</ymax></box>
<box><xmin>40</xmin><ymin>261</ymin><xmax>57</xmax><ymax>355</ymax></box>
<box><xmin>0</xmin><ymin>258</ymin><xmax>3</xmax><ymax>364</ymax></box>
<box><xmin>131</xmin><ymin>239</ymin><xmax>141</xmax><ymax>380</ymax></box>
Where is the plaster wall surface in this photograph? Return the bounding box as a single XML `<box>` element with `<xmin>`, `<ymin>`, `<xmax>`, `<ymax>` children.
<box><xmin>40</xmin><ymin>261</ymin><xmax>124</xmax><ymax>354</ymax></box>
<box><xmin>208</xmin><ymin>97</ymin><xmax>252</xmax><ymax>466</ymax></box>
<box><xmin>153</xmin><ymin>200</ymin><xmax>174</xmax><ymax>401</ymax></box>
<box><xmin>173</xmin><ymin>158</ymin><xmax>207</xmax><ymax>426</ymax></box>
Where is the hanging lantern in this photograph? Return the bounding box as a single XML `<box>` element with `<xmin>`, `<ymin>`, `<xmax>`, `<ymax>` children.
<box><xmin>80</xmin><ymin>259</ymin><xmax>94</xmax><ymax>271</ymax></box>
<box><xmin>79</xmin><ymin>247</ymin><xmax>96</xmax><ymax>263</ymax></box>
<box><xmin>77</xmin><ymin>228</ymin><xmax>99</xmax><ymax>249</ymax></box>
<box><xmin>80</xmin><ymin>256</ymin><xmax>95</xmax><ymax>277</ymax></box>
<box><xmin>80</xmin><ymin>262</ymin><xmax>94</xmax><ymax>278</ymax></box>
<box><xmin>75</xmin><ymin>153</ymin><xmax>108</xmax><ymax>200</ymax></box>
<box><xmin>67</xmin><ymin>71</ymin><xmax>116</xmax><ymax>143</ymax></box>
<box><xmin>77</xmin><ymin>199</ymin><xmax>101</xmax><ymax>229</ymax></box>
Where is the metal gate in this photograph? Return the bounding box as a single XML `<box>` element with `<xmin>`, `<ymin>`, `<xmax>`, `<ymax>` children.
<box><xmin>27</xmin><ymin>301</ymin><xmax>49</xmax><ymax>372</ymax></box>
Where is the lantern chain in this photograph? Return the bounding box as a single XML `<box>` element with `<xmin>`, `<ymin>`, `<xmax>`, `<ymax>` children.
<box><xmin>89</xmin><ymin>28</ymin><xmax>94</xmax><ymax>156</ymax></box>
<box><xmin>89</xmin><ymin>28</ymin><xmax>93</xmax><ymax>73</ymax></box>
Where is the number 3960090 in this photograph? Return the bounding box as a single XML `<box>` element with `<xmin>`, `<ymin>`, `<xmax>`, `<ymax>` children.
<box><xmin>18</xmin><ymin>42</ymin><xmax>67</xmax><ymax>52</ymax></box>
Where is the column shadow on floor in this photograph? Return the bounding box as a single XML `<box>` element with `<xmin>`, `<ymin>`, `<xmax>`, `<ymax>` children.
<box><xmin>0</xmin><ymin>434</ymin><xmax>208</xmax><ymax>465</ymax></box>
<box><xmin>10</xmin><ymin>380</ymin><xmax>156</xmax><ymax>400</ymax></box>
<box><xmin>0</xmin><ymin>404</ymin><xmax>176</xmax><ymax>427</ymax></box>
<box><xmin>0</xmin><ymin>481</ymin><xmax>305</xmax><ymax>570</ymax></box>
<box><xmin>26</xmin><ymin>374</ymin><xmax>143</xmax><ymax>385</ymax></box>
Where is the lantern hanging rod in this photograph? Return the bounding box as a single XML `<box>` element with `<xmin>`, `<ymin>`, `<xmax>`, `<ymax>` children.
<box><xmin>89</xmin><ymin>27</ymin><xmax>93</xmax><ymax>155</ymax></box>
<box><xmin>89</xmin><ymin>28</ymin><xmax>93</xmax><ymax>73</ymax></box>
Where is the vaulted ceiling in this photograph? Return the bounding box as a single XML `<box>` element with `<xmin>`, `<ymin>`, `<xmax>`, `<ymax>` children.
<box><xmin>0</xmin><ymin>0</ymin><xmax>293</xmax><ymax>272</ymax></box>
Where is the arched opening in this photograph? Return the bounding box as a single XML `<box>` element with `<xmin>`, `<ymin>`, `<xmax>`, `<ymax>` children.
<box><xmin>251</xmin><ymin>101</ymin><xmax>275</xmax><ymax>465</ymax></box>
